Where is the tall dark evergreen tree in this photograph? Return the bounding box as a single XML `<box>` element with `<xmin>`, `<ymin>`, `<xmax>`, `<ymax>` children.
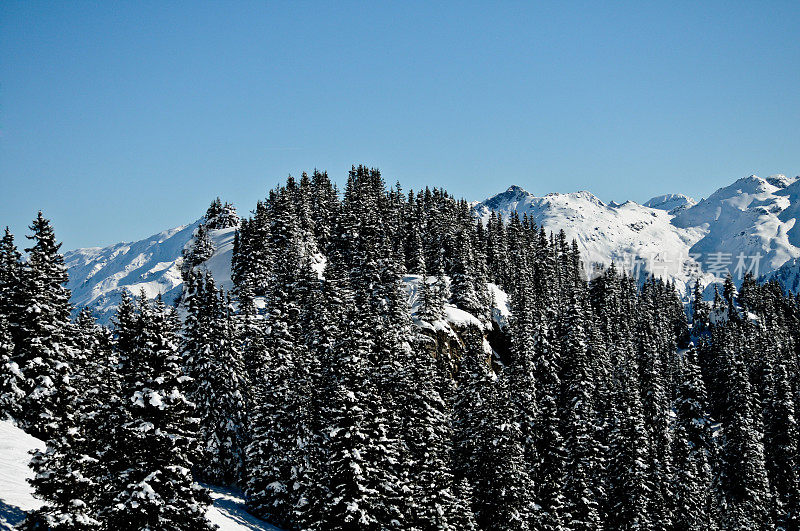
<box><xmin>12</xmin><ymin>213</ymin><xmax>75</xmax><ymax>438</ymax></box>
<box><xmin>671</xmin><ymin>347</ymin><xmax>716</xmax><ymax>531</ymax></box>
<box><xmin>560</xmin><ymin>290</ymin><xmax>602</xmax><ymax>530</ymax></box>
<box><xmin>245</xmin><ymin>189</ymin><xmax>318</xmax><ymax>529</ymax></box>
<box><xmin>764</xmin><ymin>357</ymin><xmax>800</xmax><ymax>529</ymax></box>
<box><xmin>104</xmin><ymin>296</ymin><xmax>215</xmax><ymax>531</ymax></box>
<box><xmin>182</xmin><ymin>273</ymin><xmax>247</xmax><ymax>486</ymax></box>
<box><xmin>717</xmin><ymin>346</ymin><xmax>771</xmax><ymax>529</ymax></box>
<box><xmin>453</xmin><ymin>327</ymin><xmax>495</xmax><ymax>528</ymax></box>
<box><xmin>605</xmin><ymin>353</ymin><xmax>650</xmax><ymax>530</ymax></box>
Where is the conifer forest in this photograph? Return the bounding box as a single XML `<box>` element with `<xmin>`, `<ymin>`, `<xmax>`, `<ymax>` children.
<box><xmin>3</xmin><ymin>165</ymin><xmax>800</xmax><ymax>531</ymax></box>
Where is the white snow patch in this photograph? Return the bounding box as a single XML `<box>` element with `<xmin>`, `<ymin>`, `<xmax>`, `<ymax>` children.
<box><xmin>0</xmin><ymin>420</ymin><xmax>43</xmax><ymax>529</ymax></box>
<box><xmin>207</xmin><ymin>483</ymin><xmax>287</xmax><ymax>529</ymax></box>
<box><xmin>0</xmin><ymin>421</ymin><xmax>281</xmax><ymax>530</ymax></box>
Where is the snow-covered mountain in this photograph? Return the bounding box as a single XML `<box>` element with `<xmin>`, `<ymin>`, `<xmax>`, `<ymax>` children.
<box><xmin>65</xmin><ymin>174</ymin><xmax>800</xmax><ymax>322</ymax></box>
<box><xmin>64</xmin><ymin>222</ymin><xmax>236</xmax><ymax>324</ymax></box>
<box><xmin>473</xmin><ymin>186</ymin><xmax>711</xmax><ymax>295</ymax></box>
<box><xmin>473</xmin><ymin>174</ymin><xmax>800</xmax><ymax>297</ymax></box>
<box><xmin>643</xmin><ymin>193</ymin><xmax>696</xmax><ymax>214</ymax></box>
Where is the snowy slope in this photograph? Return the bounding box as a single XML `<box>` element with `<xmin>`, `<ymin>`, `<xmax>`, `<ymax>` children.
<box><xmin>672</xmin><ymin>175</ymin><xmax>800</xmax><ymax>272</ymax></box>
<box><xmin>64</xmin><ymin>222</ymin><xmax>236</xmax><ymax>324</ymax></box>
<box><xmin>643</xmin><ymin>193</ymin><xmax>696</xmax><ymax>214</ymax></box>
<box><xmin>0</xmin><ymin>420</ymin><xmax>42</xmax><ymax>529</ymax></box>
<box><xmin>205</xmin><ymin>485</ymin><xmax>282</xmax><ymax>531</ymax></box>
<box><xmin>0</xmin><ymin>420</ymin><xmax>279</xmax><ymax>531</ymax></box>
<box><xmin>474</xmin><ymin>186</ymin><xmax>710</xmax><ymax>296</ymax></box>
<box><xmin>474</xmin><ymin>175</ymin><xmax>800</xmax><ymax>298</ymax></box>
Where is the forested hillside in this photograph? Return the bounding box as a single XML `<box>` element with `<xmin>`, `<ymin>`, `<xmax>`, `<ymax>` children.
<box><xmin>1</xmin><ymin>166</ymin><xmax>799</xmax><ymax>530</ymax></box>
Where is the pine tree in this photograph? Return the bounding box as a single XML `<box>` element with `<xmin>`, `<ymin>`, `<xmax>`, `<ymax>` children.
<box><xmin>672</xmin><ymin>347</ymin><xmax>716</xmax><ymax>530</ymax></box>
<box><xmin>0</xmin><ymin>226</ymin><xmax>22</xmax><ymax>326</ymax></box>
<box><xmin>417</xmin><ymin>264</ymin><xmax>446</xmax><ymax>322</ymax></box>
<box><xmin>404</xmin><ymin>213</ymin><xmax>426</xmax><ymax>275</ymax></box>
<box><xmin>182</xmin><ymin>223</ymin><xmax>215</xmax><ymax>277</ymax></box>
<box><xmin>21</xmin><ymin>308</ymin><xmax>119</xmax><ymax>530</ymax></box>
<box><xmin>104</xmin><ymin>296</ymin><xmax>215</xmax><ymax>531</ymax></box>
<box><xmin>204</xmin><ymin>197</ymin><xmax>239</xmax><ymax>229</ymax></box>
<box><xmin>245</xmin><ymin>191</ymin><xmax>317</xmax><ymax>528</ymax></box>
<box><xmin>314</xmin><ymin>295</ymin><xmax>394</xmax><ymax>530</ymax></box>
<box><xmin>0</xmin><ymin>312</ymin><xmax>23</xmax><ymax>420</ymax></box>
<box><xmin>0</xmin><ymin>228</ymin><xmax>23</xmax><ymax>418</ymax></box>
<box><xmin>451</xmin><ymin>231</ymin><xmax>484</xmax><ymax>317</ymax></box>
<box><xmin>481</xmin><ymin>376</ymin><xmax>538</xmax><ymax>530</ymax></box>
<box><xmin>453</xmin><ymin>327</ymin><xmax>493</xmax><ymax>528</ymax></box>
<box><xmin>717</xmin><ymin>347</ymin><xmax>771</xmax><ymax>529</ymax></box>
<box><xmin>205</xmin><ymin>197</ymin><xmax>224</xmax><ymax>222</ymax></box>
<box><xmin>606</xmin><ymin>367</ymin><xmax>650</xmax><ymax>529</ymax></box>
<box><xmin>22</xmin><ymin>404</ymin><xmax>102</xmax><ymax>530</ymax></box>
<box><xmin>402</xmin><ymin>333</ymin><xmax>461</xmax><ymax>530</ymax></box>
<box><xmin>528</xmin><ymin>230</ymin><xmax>567</xmax><ymax>531</ymax></box>
<box><xmin>560</xmin><ymin>290</ymin><xmax>602</xmax><ymax>530</ymax></box>
<box><xmin>182</xmin><ymin>273</ymin><xmax>247</xmax><ymax>486</ymax></box>
<box><xmin>506</xmin><ymin>255</ymin><xmax>543</xmax><ymax>529</ymax></box>
<box><xmin>764</xmin><ymin>358</ymin><xmax>800</xmax><ymax>529</ymax></box>
<box><xmin>13</xmin><ymin>212</ymin><xmax>75</xmax><ymax>438</ymax></box>
<box><xmin>22</xmin><ymin>346</ymin><xmax>102</xmax><ymax>530</ymax></box>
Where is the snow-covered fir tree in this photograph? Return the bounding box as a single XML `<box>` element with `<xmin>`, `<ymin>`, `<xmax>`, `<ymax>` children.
<box><xmin>104</xmin><ymin>295</ymin><xmax>215</xmax><ymax>530</ymax></box>
<box><xmin>182</xmin><ymin>272</ymin><xmax>247</xmax><ymax>486</ymax></box>
<box><xmin>12</xmin><ymin>213</ymin><xmax>75</xmax><ymax>439</ymax></box>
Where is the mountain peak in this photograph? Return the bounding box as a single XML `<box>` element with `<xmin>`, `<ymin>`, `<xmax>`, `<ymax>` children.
<box><xmin>644</xmin><ymin>193</ymin><xmax>696</xmax><ymax>214</ymax></box>
<box><xmin>766</xmin><ymin>174</ymin><xmax>798</xmax><ymax>189</ymax></box>
<box><xmin>479</xmin><ymin>185</ymin><xmax>532</xmax><ymax>211</ymax></box>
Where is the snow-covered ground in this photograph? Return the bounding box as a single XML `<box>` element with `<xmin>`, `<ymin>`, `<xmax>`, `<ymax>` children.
<box><xmin>205</xmin><ymin>485</ymin><xmax>282</xmax><ymax>531</ymax></box>
<box><xmin>0</xmin><ymin>420</ymin><xmax>42</xmax><ymax>529</ymax></box>
<box><xmin>0</xmin><ymin>420</ymin><xmax>280</xmax><ymax>531</ymax></box>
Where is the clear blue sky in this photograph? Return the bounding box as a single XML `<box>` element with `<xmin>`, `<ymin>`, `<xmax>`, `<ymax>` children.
<box><xmin>1</xmin><ymin>1</ymin><xmax>798</xmax><ymax>250</ymax></box>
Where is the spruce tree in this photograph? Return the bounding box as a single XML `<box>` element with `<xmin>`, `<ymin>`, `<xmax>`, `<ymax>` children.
<box><xmin>0</xmin><ymin>227</ymin><xmax>23</xmax><ymax>418</ymax></box>
<box><xmin>452</xmin><ymin>327</ymin><xmax>493</xmax><ymax>528</ymax></box>
<box><xmin>181</xmin><ymin>223</ymin><xmax>215</xmax><ymax>277</ymax></box>
<box><xmin>245</xmin><ymin>192</ymin><xmax>317</xmax><ymax>528</ymax></box>
<box><xmin>21</xmin><ymin>308</ymin><xmax>120</xmax><ymax>530</ymax></box>
<box><xmin>13</xmin><ymin>212</ymin><xmax>75</xmax><ymax>438</ymax></box>
<box><xmin>764</xmin><ymin>358</ymin><xmax>800</xmax><ymax>529</ymax></box>
<box><xmin>482</xmin><ymin>376</ymin><xmax>538</xmax><ymax>530</ymax></box>
<box><xmin>559</xmin><ymin>290</ymin><xmax>602</xmax><ymax>530</ymax></box>
<box><xmin>104</xmin><ymin>296</ymin><xmax>215</xmax><ymax>531</ymax></box>
<box><xmin>717</xmin><ymin>347</ymin><xmax>771</xmax><ymax>529</ymax></box>
<box><xmin>450</xmin><ymin>231</ymin><xmax>484</xmax><ymax>317</ymax></box>
<box><xmin>182</xmin><ymin>273</ymin><xmax>247</xmax><ymax>486</ymax></box>
<box><xmin>672</xmin><ymin>347</ymin><xmax>716</xmax><ymax>530</ymax></box>
<box><xmin>402</xmin><ymin>333</ymin><xmax>461</xmax><ymax>530</ymax></box>
<box><xmin>0</xmin><ymin>313</ymin><xmax>23</xmax><ymax>420</ymax></box>
<box><xmin>605</xmin><ymin>356</ymin><xmax>650</xmax><ymax>530</ymax></box>
<box><xmin>0</xmin><ymin>226</ymin><xmax>22</xmax><ymax>327</ymax></box>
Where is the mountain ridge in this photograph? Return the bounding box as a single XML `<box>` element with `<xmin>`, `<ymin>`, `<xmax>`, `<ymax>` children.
<box><xmin>64</xmin><ymin>173</ymin><xmax>800</xmax><ymax>322</ymax></box>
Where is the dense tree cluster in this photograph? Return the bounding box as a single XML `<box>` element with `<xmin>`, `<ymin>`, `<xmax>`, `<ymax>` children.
<box><xmin>2</xmin><ymin>167</ymin><xmax>800</xmax><ymax>530</ymax></box>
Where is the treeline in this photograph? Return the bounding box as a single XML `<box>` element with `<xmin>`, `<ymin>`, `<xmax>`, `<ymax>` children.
<box><xmin>0</xmin><ymin>165</ymin><xmax>799</xmax><ymax>530</ymax></box>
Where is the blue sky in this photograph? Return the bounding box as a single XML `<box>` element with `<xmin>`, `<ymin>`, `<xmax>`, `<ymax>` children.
<box><xmin>1</xmin><ymin>1</ymin><xmax>798</xmax><ymax>250</ymax></box>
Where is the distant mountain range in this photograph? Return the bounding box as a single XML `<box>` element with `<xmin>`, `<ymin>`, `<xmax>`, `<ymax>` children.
<box><xmin>65</xmin><ymin>174</ymin><xmax>800</xmax><ymax>322</ymax></box>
